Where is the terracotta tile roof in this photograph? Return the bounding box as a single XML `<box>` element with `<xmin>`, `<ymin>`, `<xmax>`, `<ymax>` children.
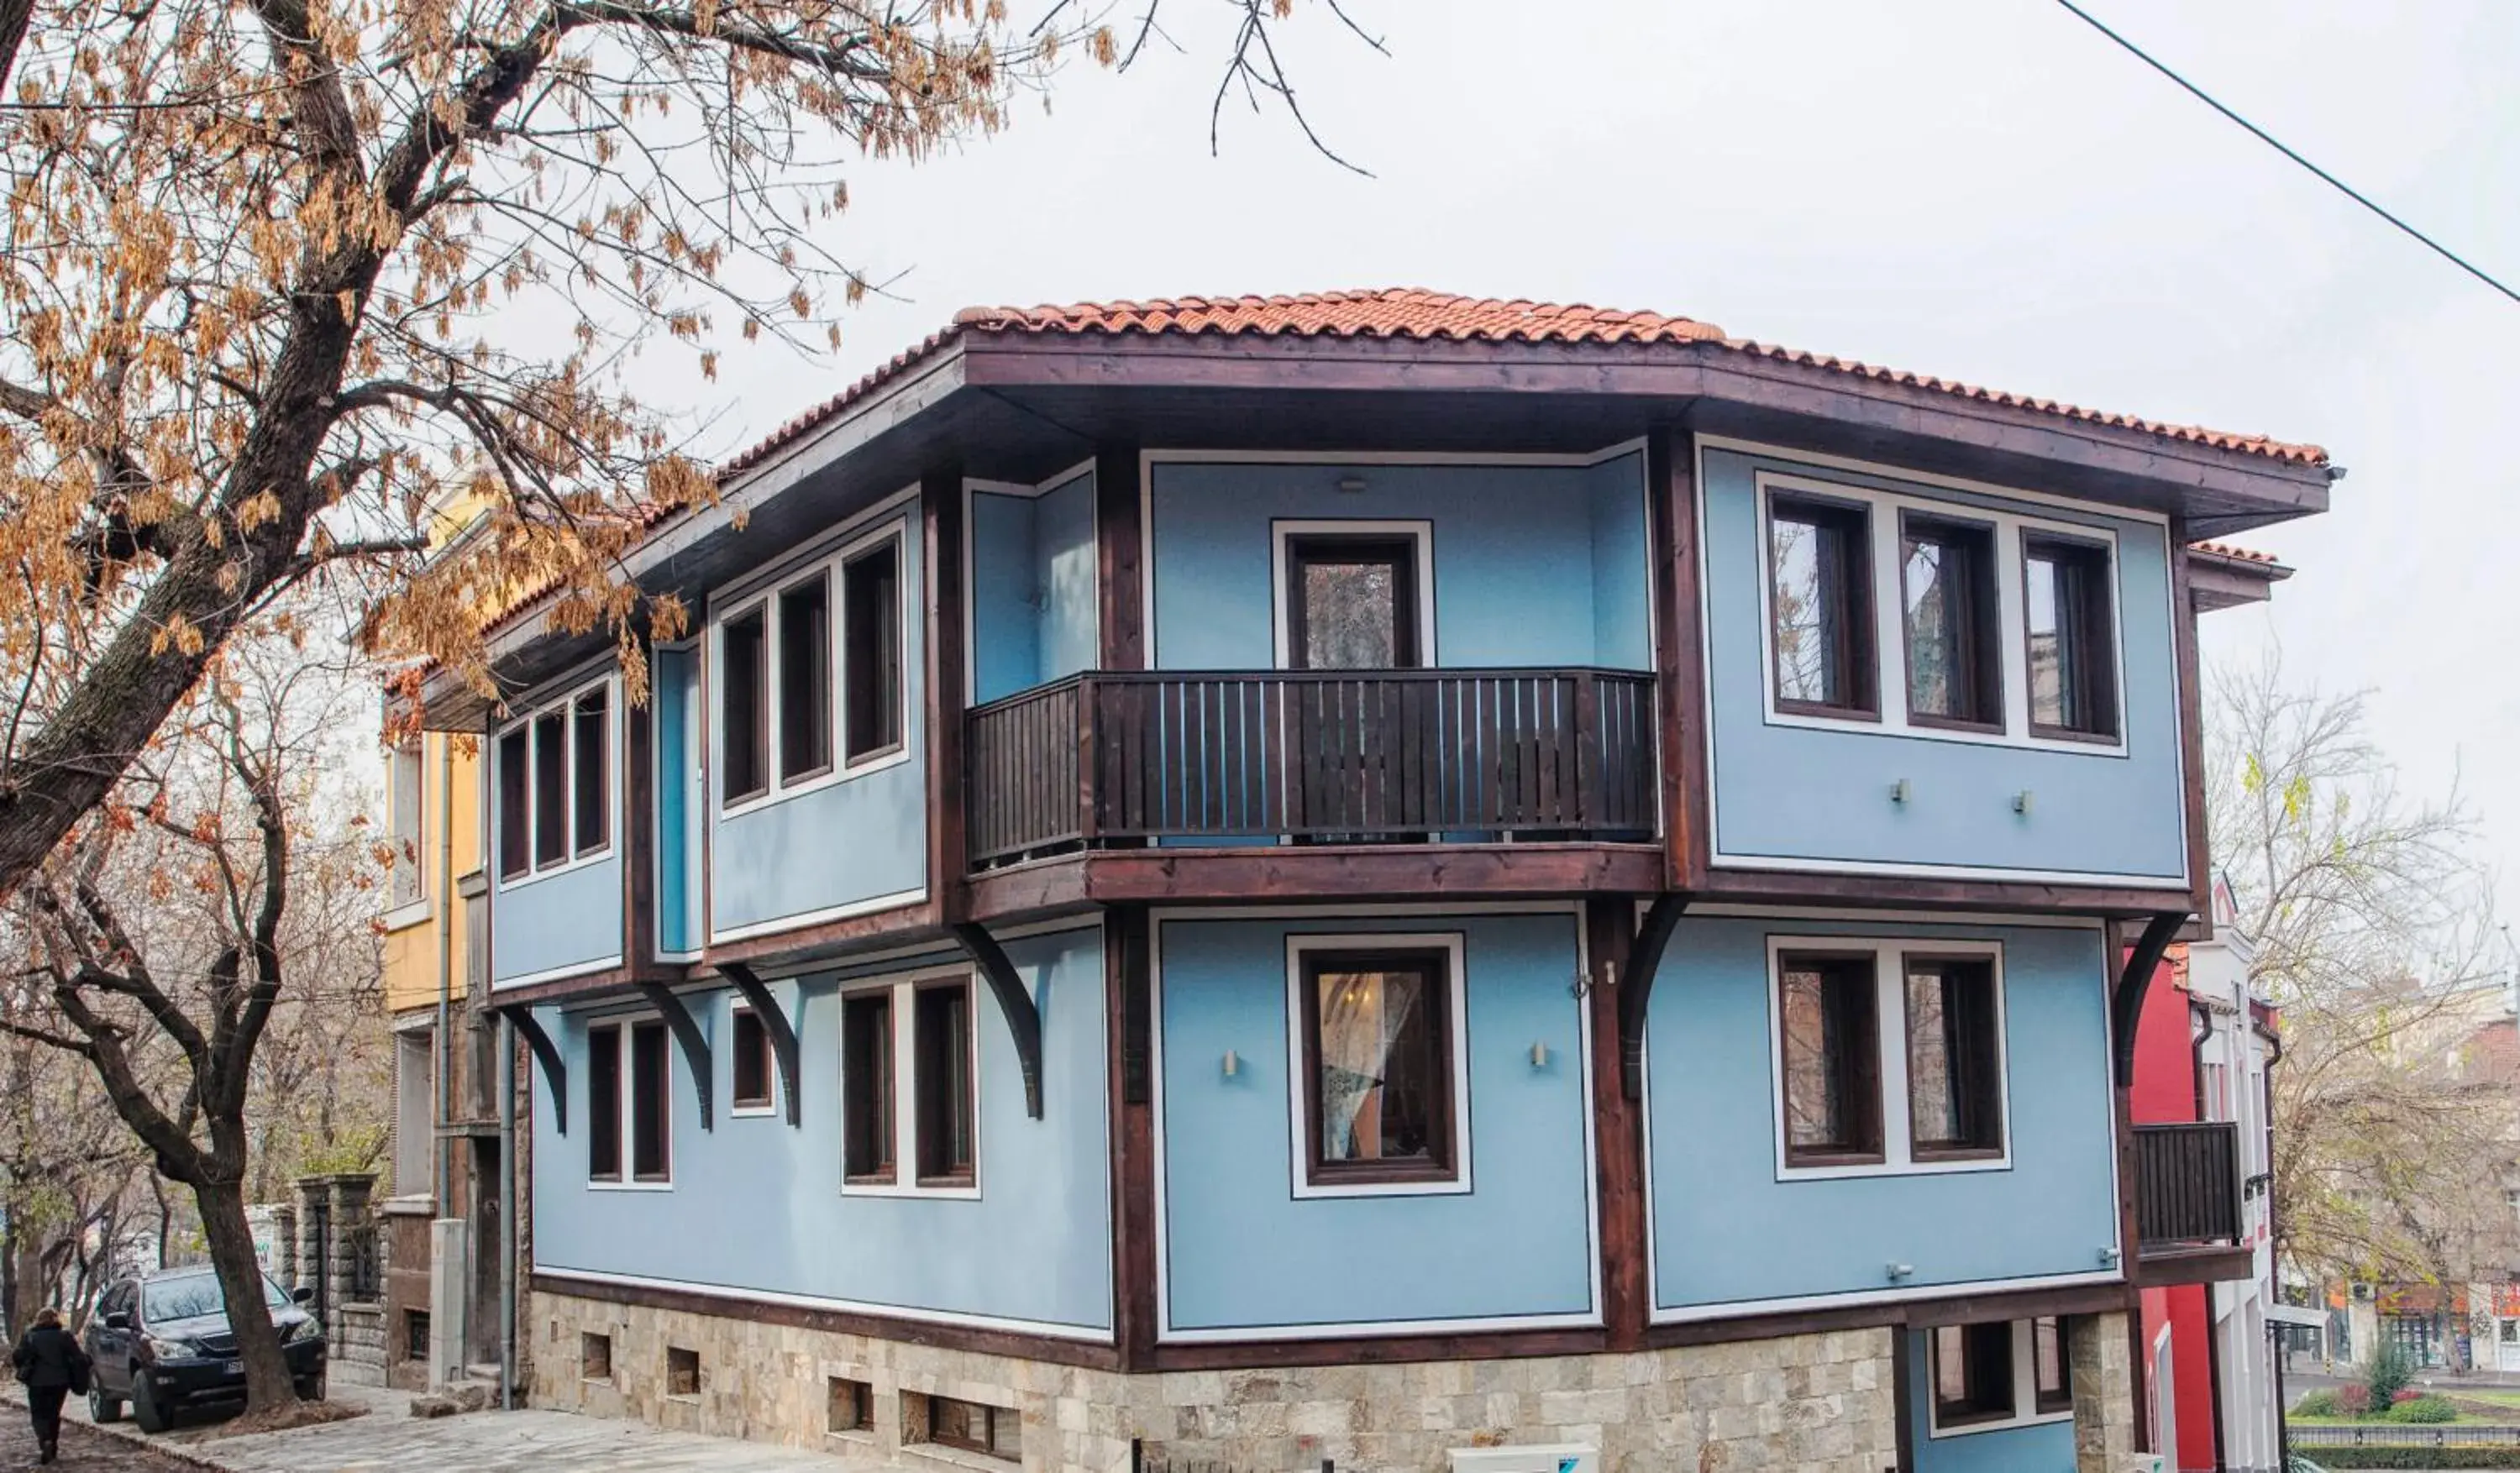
<box><xmin>720</xmin><ymin>288</ymin><xmax>2331</xmax><ymax>478</ymax></box>
<box><xmin>2189</xmin><ymin>540</ymin><xmax>2281</xmax><ymax>565</ymax></box>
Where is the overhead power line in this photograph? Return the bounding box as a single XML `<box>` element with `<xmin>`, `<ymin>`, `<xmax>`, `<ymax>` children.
<box><xmin>2055</xmin><ymin>0</ymin><xmax>2519</xmax><ymax>306</ymax></box>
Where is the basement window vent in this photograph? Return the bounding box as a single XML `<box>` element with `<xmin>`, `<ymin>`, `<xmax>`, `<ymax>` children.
<box><xmin>580</xmin><ymin>1332</ymin><xmax>612</xmax><ymax>1382</ymax></box>
<box><xmin>403</xmin><ymin>1308</ymin><xmax>431</xmax><ymax>1363</ymax></box>
<box><xmin>828</xmin><ymin>1376</ymin><xmax>873</xmax><ymax>1434</ymax></box>
<box><xmin>666</xmin><ymin>1345</ymin><xmax>700</xmax><ymax>1398</ymax></box>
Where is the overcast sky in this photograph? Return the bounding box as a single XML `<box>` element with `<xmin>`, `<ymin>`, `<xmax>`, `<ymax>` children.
<box><xmin>679</xmin><ymin>0</ymin><xmax>2520</xmax><ymax>925</ymax></box>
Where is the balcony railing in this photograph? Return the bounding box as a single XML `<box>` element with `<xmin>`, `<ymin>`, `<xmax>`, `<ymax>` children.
<box><xmin>967</xmin><ymin>668</ymin><xmax>1659</xmax><ymax>868</ymax></box>
<box><xmin>2134</xmin><ymin>1120</ymin><xmax>2243</xmax><ymax>1250</ymax></box>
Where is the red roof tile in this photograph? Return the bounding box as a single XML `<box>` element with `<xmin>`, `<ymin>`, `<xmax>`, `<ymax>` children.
<box><xmin>2189</xmin><ymin>540</ymin><xmax>2281</xmax><ymax>565</ymax></box>
<box><xmin>720</xmin><ymin>288</ymin><xmax>2330</xmax><ymax>478</ymax></box>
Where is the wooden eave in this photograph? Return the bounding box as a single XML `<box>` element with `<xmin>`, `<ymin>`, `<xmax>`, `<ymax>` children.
<box><xmin>2187</xmin><ymin>547</ymin><xmax>2294</xmax><ymax>612</ymax></box>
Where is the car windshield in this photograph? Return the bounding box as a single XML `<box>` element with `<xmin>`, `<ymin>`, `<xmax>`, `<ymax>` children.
<box><xmin>142</xmin><ymin>1272</ymin><xmax>290</xmax><ymax>1323</ymax></box>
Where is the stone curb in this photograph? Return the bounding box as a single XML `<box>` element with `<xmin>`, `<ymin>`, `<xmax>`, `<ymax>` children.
<box><xmin>0</xmin><ymin>1384</ymin><xmax>236</xmax><ymax>1472</ymax></box>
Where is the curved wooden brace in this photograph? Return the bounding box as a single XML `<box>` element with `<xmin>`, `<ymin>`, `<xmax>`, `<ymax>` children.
<box><xmin>720</xmin><ymin>962</ymin><xmax>802</xmax><ymax>1127</ymax></box>
<box><xmin>1618</xmin><ymin>893</ymin><xmax>1690</xmax><ymax>1100</ymax></box>
<box><xmin>2113</xmin><ymin>911</ymin><xmax>2190</xmax><ymax>1089</ymax></box>
<box><xmin>952</xmin><ymin>921</ymin><xmax>1044</xmax><ymax>1119</ymax></box>
<box><xmin>498</xmin><ymin>1005</ymin><xmax>568</xmax><ymax>1135</ymax></box>
<box><xmin>637</xmin><ymin>981</ymin><xmax>715</xmax><ymax>1131</ymax></box>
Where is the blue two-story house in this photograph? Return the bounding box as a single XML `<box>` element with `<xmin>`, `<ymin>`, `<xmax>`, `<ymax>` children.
<box><xmin>412</xmin><ymin>290</ymin><xmax>2327</xmax><ymax>1473</ymax></box>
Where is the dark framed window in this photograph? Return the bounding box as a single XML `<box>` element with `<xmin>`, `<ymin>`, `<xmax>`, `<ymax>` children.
<box><xmin>1767</xmin><ymin>495</ymin><xmax>1876</xmax><ymax>716</ymax></box>
<box><xmin>776</xmin><ymin>573</ymin><xmax>832</xmax><ymax>783</ymax></box>
<box><xmin>1905</xmin><ymin>955</ymin><xmax>2004</xmax><ymax>1160</ymax></box>
<box><xmin>731</xmin><ymin>1006</ymin><xmax>772</xmax><ymax>1112</ymax></box>
<box><xmin>1285</xmin><ymin>534</ymin><xmax>1421</xmax><ymax>670</ymax></box>
<box><xmin>1899</xmin><ymin>512</ymin><xmax>2002</xmax><ymax>730</ymax></box>
<box><xmin>1777</xmin><ymin>951</ymin><xmax>1882</xmax><ymax>1166</ymax></box>
<box><xmin>571</xmin><ymin>687</ymin><xmax>610</xmax><ymax>857</ymax></box>
<box><xmin>843</xmin><ymin>990</ymin><xmax>895</xmax><ymax>1182</ymax></box>
<box><xmin>631</xmin><ymin>1019</ymin><xmax>670</xmax><ymax>1182</ymax></box>
<box><xmin>842</xmin><ymin>539</ymin><xmax>903</xmax><ymax>763</ymax></box>
<box><xmin>828</xmin><ymin>1376</ymin><xmax>873</xmax><ymax>1434</ymax></box>
<box><xmin>587</xmin><ymin>1024</ymin><xmax>622</xmax><ymax>1182</ymax></box>
<box><xmin>532</xmin><ymin>711</ymin><xmax>567</xmax><ymax>867</ymax></box>
<box><xmin>2034</xmin><ymin>1316</ymin><xmax>2072</xmax><ymax>1414</ymax></box>
<box><xmin>2024</xmin><ymin>535</ymin><xmax>2118</xmax><ymax>740</ymax></box>
<box><xmin>1298</xmin><ymin>947</ymin><xmax>1456</xmax><ymax>1185</ymax></box>
<box><xmin>721</xmin><ymin>605</ymin><xmax>769</xmax><ymax>805</ymax></box>
<box><xmin>496</xmin><ymin>727</ymin><xmax>530</xmax><ymax>880</ymax></box>
<box><xmin>927</xmin><ymin>1394</ymin><xmax>1021</xmax><ymax>1462</ymax></box>
<box><xmin>914</xmin><ymin>981</ymin><xmax>975</xmax><ymax>1187</ymax></box>
<box><xmin>1933</xmin><ymin>1321</ymin><xmax>2016</xmax><ymax>1428</ymax></box>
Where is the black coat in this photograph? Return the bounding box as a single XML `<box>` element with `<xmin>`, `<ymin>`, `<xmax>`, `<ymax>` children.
<box><xmin>11</xmin><ymin>1325</ymin><xmax>87</xmax><ymax>1389</ymax></box>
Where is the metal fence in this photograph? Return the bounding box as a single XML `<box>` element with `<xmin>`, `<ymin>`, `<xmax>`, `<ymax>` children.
<box><xmin>2292</xmin><ymin>1423</ymin><xmax>2520</xmax><ymax>1447</ymax></box>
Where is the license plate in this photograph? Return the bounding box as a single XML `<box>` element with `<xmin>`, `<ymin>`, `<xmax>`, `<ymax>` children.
<box><xmin>223</xmin><ymin>1360</ymin><xmax>242</xmax><ymax>1376</ymax></box>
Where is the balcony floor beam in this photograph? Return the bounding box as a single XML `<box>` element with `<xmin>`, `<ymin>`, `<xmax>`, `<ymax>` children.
<box><xmin>953</xmin><ymin>921</ymin><xmax>1044</xmax><ymax>1119</ymax></box>
<box><xmin>637</xmin><ymin>981</ymin><xmax>714</xmax><ymax>1131</ymax></box>
<box><xmin>719</xmin><ymin>962</ymin><xmax>802</xmax><ymax>1127</ymax></box>
<box><xmin>2112</xmin><ymin>910</ymin><xmax>2189</xmax><ymax>1088</ymax></box>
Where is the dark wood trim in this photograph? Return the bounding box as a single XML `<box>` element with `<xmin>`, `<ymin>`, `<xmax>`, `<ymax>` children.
<box><xmin>1893</xmin><ymin>507</ymin><xmax>2003</xmax><ymax>731</ymax></box>
<box><xmin>1651</xmin><ymin>430</ymin><xmax>1711</xmax><ymax>889</ymax></box>
<box><xmin>968</xmin><ymin>844</ymin><xmax>1668</xmax><ymax>924</ymax></box>
<box><xmin>719</xmin><ymin>961</ymin><xmax>802</xmax><ymax>1127</ymax></box>
<box><xmin>1767</xmin><ymin>489</ymin><xmax>1881</xmax><ymax>721</ymax></box>
<box><xmin>531</xmin><ymin>1272</ymin><xmax>1124</xmax><ymax>1372</ymax></box>
<box><xmin>1617</xmin><ymin>892</ymin><xmax>1687</xmax><ymax>1100</ymax></box>
<box><xmin>1892</xmin><ymin>1319</ymin><xmax>1917</xmax><ymax>1473</ymax></box>
<box><xmin>635</xmin><ymin>979</ymin><xmax>714</xmax><ymax>1132</ymax></box>
<box><xmin>2170</xmin><ymin>514</ymin><xmax>2214</xmax><ymax>932</ymax></box>
<box><xmin>622</xmin><ymin>684</ymin><xmax>657</xmax><ymax>977</ymax></box>
<box><xmin>1282</xmin><ymin>533</ymin><xmax>1421</xmax><ymax>669</ymax></box>
<box><xmin>496</xmin><ymin>1004</ymin><xmax>566</xmax><ymax>1135</ymax></box>
<box><xmin>1775</xmin><ymin>948</ymin><xmax>1885</xmax><ymax>1168</ymax></box>
<box><xmin>1698</xmin><ymin>868</ymin><xmax>2194</xmax><ymax>919</ymax></box>
<box><xmin>2019</xmin><ymin>530</ymin><xmax>2122</xmax><ymax>742</ymax></box>
<box><xmin>1095</xmin><ymin>444</ymin><xmax>1144</xmax><ymax>672</ymax></box>
<box><xmin>949</xmin><ymin>921</ymin><xmax>1044</xmax><ymax>1119</ymax></box>
<box><xmin>1105</xmin><ymin>907</ymin><xmax>1158</xmax><ymax>1371</ymax></box>
<box><xmin>2113</xmin><ymin>912</ymin><xmax>2188</xmax><ymax>1089</ymax></box>
<box><xmin>2132</xmin><ymin>1245</ymin><xmax>2259</xmax><ymax>1287</ymax></box>
<box><xmin>700</xmin><ymin>900</ymin><xmax>937</xmax><ymax>969</ymax></box>
<box><xmin>1147</xmin><ymin>1327</ymin><xmax>1610</xmax><ymax>1371</ymax></box>
<box><xmin>1293</xmin><ymin>946</ymin><xmax>1457</xmax><ymax>1188</ymax></box>
<box><xmin>1586</xmin><ymin>899</ymin><xmax>1646</xmax><ymax>1351</ymax></box>
<box><xmin>924</xmin><ymin>465</ymin><xmax>969</xmax><ymax>926</ymax></box>
<box><xmin>1901</xmin><ymin>1280</ymin><xmax>2137</xmax><ymax>1328</ymax></box>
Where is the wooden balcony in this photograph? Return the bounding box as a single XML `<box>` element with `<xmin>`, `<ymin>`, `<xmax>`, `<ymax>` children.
<box><xmin>2133</xmin><ymin>1120</ymin><xmax>2253</xmax><ymax>1285</ymax></box>
<box><xmin>967</xmin><ymin>668</ymin><xmax>1659</xmax><ymax>869</ymax></box>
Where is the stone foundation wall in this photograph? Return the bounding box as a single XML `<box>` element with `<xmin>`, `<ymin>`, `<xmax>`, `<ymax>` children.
<box><xmin>532</xmin><ymin>1289</ymin><xmax>1900</xmax><ymax>1473</ymax></box>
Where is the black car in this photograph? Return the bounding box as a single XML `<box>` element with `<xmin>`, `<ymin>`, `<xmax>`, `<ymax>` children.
<box><xmin>83</xmin><ymin>1266</ymin><xmax>326</xmax><ymax>1432</ymax></box>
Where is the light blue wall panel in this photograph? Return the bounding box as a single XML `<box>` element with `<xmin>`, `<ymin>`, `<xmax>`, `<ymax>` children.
<box><xmin>969</xmin><ymin>490</ymin><xmax>1041</xmax><ymax>706</ymax></box>
<box><xmin>1907</xmin><ymin>1331</ymin><xmax>2078</xmax><ymax>1473</ymax></box>
<box><xmin>1157</xmin><ymin>912</ymin><xmax>1595</xmax><ymax>1333</ymax></box>
<box><xmin>1700</xmin><ymin>447</ymin><xmax>2187</xmax><ymax>880</ymax></box>
<box><xmin>711</xmin><ymin>512</ymin><xmax>928</xmax><ymax>937</ymax></box>
<box><xmin>491</xmin><ymin>856</ymin><xmax>621</xmax><ymax>985</ymax></box>
<box><xmin>531</xmin><ymin>927</ymin><xmax>1111</xmax><ymax>1331</ymax></box>
<box><xmin>654</xmin><ymin>647</ymin><xmax>699</xmax><ymax>957</ymax></box>
<box><xmin>1147</xmin><ymin>460</ymin><xmax>1651</xmax><ymax>673</ymax></box>
<box><xmin>1586</xmin><ymin>450</ymin><xmax>1652</xmax><ymax>671</ymax></box>
<box><xmin>1647</xmin><ymin>917</ymin><xmax>2119</xmax><ymax>1313</ymax></box>
<box><xmin>1036</xmin><ymin>472</ymin><xmax>1099</xmax><ymax>683</ymax></box>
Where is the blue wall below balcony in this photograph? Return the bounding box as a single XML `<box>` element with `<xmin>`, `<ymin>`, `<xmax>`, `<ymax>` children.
<box><xmin>530</xmin><ymin>925</ymin><xmax>1112</xmax><ymax>1332</ymax></box>
<box><xmin>1906</xmin><ymin>1330</ymin><xmax>2078</xmax><ymax>1473</ymax></box>
<box><xmin>1155</xmin><ymin>910</ymin><xmax>1597</xmax><ymax>1336</ymax></box>
<box><xmin>1146</xmin><ymin>454</ymin><xmax>1651</xmax><ymax>673</ymax></box>
<box><xmin>971</xmin><ymin>471</ymin><xmax>1097</xmax><ymax>705</ymax></box>
<box><xmin>1646</xmin><ymin>915</ymin><xmax>2120</xmax><ymax>1315</ymax></box>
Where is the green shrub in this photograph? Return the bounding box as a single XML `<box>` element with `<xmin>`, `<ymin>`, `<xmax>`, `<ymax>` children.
<box><xmin>2294</xmin><ymin>1390</ymin><xmax>2342</xmax><ymax>1417</ymax></box>
<box><xmin>2305</xmin><ymin>1449</ymin><xmax>2520</xmax><ymax>1469</ymax></box>
<box><xmin>2382</xmin><ymin>1395</ymin><xmax>2459</xmax><ymax>1423</ymax></box>
<box><xmin>2368</xmin><ymin>1343</ymin><xmax>2414</xmax><ymax>1409</ymax></box>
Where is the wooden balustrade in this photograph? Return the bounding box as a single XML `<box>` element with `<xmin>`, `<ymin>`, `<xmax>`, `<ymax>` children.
<box><xmin>2134</xmin><ymin>1120</ymin><xmax>2243</xmax><ymax>1249</ymax></box>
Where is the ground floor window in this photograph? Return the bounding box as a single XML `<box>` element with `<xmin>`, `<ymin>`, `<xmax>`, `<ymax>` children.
<box><xmin>924</xmin><ymin>1393</ymin><xmax>1020</xmax><ymax>1462</ymax></box>
<box><xmin>1927</xmin><ymin>1316</ymin><xmax>2075</xmax><ymax>1437</ymax></box>
<box><xmin>840</xmin><ymin>971</ymin><xmax>979</xmax><ymax>1195</ymax></box>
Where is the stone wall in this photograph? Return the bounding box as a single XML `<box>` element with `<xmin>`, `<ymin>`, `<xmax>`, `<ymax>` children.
<box><xmin>2068</xmin><ymin>1310</ymin><xmax>2138</xmax><ymax>1473</ymax></box>
<box><xmin>532</xmin><ymin>1289</ymin><xmax>1901</xmax><ymax>1473</ymax></box>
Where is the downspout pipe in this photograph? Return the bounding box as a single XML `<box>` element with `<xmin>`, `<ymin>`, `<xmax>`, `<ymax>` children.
<box><xmin>435</xmin><ymin>736</ymin><xmax>455</xmax><ymax>1210</ymax></box>
<box><xmin>499</xmin><ymin>1009</ymin><xmax>517</xmax><ymax>1410</ymax></box>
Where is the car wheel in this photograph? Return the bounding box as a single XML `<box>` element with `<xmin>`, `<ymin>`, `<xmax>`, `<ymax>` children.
<box><xmin>88</xmin><ymin>1385</ymin><xmax>123</xmax><ymax>1423</ymax></box>
<box><xmin>296</xmin><ymin>1370</ymin><xmax>325</xmax><ymax>1402</ymax></box>
<box><xmin>129</xmin><ymin>1371</ymin><xmax>171</xmax><ymax>1434</ymax></box>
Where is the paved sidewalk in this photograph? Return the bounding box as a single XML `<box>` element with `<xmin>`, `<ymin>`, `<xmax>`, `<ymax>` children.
<box><xmin>15</xmin><ymin>1382</ymin><xmax>895</xmax><ymax>1473</ymax></box>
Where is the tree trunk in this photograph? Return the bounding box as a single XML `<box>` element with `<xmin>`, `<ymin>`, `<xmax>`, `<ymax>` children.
<box><xmin>193</xmin><ymin>1177</ymin><xmax>299</xmax><ymax>1414</ymax></box>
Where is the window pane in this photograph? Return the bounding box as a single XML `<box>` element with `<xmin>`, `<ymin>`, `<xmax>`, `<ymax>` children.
<box><xmin>1903</xmin><ymin>519</ymin><xmax>1996</xmax><ymax>724</ymax></box>
<box><xmin>390</xmin><ymin>741</ymin><xmax>425</xmax><ymax>904</ymax></box>
<box><xmin>588</xmin><ymin>1025</ymin><xmax>622</xmax><ymax>1180</ymax></box>
<box><xmin>916</xmin><ymin>985</ymin><xmax>974</xmax><ymax>1182</ymax></box>
<box><xmin>843</xmin><ymin>543</ymin><xmax>902</xmax><ymax>762</ymax></box>
<box><xmin>2026</xmin><ymin>539</ymin><xmax>2117</xmax><ymax>737</ymax></box>
<box><xmin>1310</xmin><ymin>955</ymin><xmax>1446</xmax><ymax>1169</ymax></box>
<box><xmin>722</xmin><ymin>608</ymin><xmax>768</xmax><ymax>802</ymax></box>
<box><xmin>1935</xmin><ymin>1321</ymin><xmax>2016</xmax><ymax>1423</ymax></box>
<box><xmin>732</xmin><ymin>1009</ymin><xmax>770</xmax><ymax>1109</ymax></box>
<box><xmin>1779</xmin><ymin>955</ymin><xmax>1879</xmax><ymax>1160</ymax></box>
<box><xmin>497</xmin><ymin>729</ymin><xmax>530</xmax><ymax>879</ymax></box>
<box><xmin>532</xmin><ymin>712</ymin><xmax>567</xmax><ymax>867</ymax></box>
<box><xmin>1908</xmin><ymin>958</ymin><xmax>2003</xmax><ymax>1155</ymax></box>
<box><xmin>1770</xmin><ymin>501</ymin><xmax>1871</xmax><ymax>710</ymax></box>
<box><xmin>572</xmin><ymin>689</ymin><xmax>609</xmax><ymax>856</ymax></box>
<box><xmin>2034</xmin><ymin>1317</ymin><xmax>2071</xmax><ymax>1412</ymax></box>
<box><xmin>632</xmin><ymin>1021</ymin><xmax>669</xmax><ymax>1181</ymax></box>
<box><xmin>843</xmin><ymin>992</ymin><xmax>895</xmax><ymax>1179</ymax></box>
<box><xmin>1299</xmin><ymin>562</ymin><xmax>1399</xmax><ymax>669</ymax></box>
<box><xmin>778</xmin><ymin>575</ymin><xmax>832</xmax><ymax>780</ymax></box>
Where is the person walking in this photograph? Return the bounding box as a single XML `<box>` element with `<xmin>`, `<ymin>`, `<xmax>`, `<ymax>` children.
<box><xmin>11</xmin><ymin>1308</ymin><xmax>90</xmax><ymax>1465</ymax></box>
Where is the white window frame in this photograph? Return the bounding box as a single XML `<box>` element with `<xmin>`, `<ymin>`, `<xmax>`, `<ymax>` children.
<box><xmin>711</xmin><ymin>515</ymin><xmax>913</xmax><ymax>822</ymax></box>
<box><xmin>1766</xmin><ymin>935</ymin><xmax>2012</xmax><ymax>1182</ymax></box>
<box><xmin>1753</xmin><ymin>470</ymin><xmax>2129</xmax><ymax>756</ymax></box>
<box><xmin>726</xmin><ymin>998</ymin><xmax>779</xmax><ymax>1120</ymax></box>
<box><xmin>386</xmin><ymin>736</ymin><xmax>429</xmax><ymax>915</ymax></box>
<box><xmin>1925</xmin><ymin>1317</ymin><xmax>2076</xmax><ymax>1439</ymax></box>
<box><xmin>1283</xmin><ymin>930</ymin><xmax>1474</xmax><ymax>1200</ymax></box>
<box><xmin>585</xmin><ymin>1011</ymin><xmax>675</xmax><ymax>1193</ymax></box>
<box><xmin>837</xmin><ymin>967</ymin><xmax>981</xmax><ymax>1201</ymax></box>
<box><xmin>1268</xmin><ymin>519</ymin><xmax>1437</xmax><ymax>671</ymax></box>
<box><xmin>492</xmin><ymin>672</ymin><xmax>619</xmax><ymax>890</ymax></box>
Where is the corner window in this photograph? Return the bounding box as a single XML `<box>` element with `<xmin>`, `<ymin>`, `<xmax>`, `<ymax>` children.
<box><xmin>588</xmin><ymin>1018</ymin><xmax>671</xmax><ymax>1187</ymax></box>
<box><xmin>1770</xmin><ymin>938</ymin><xmax>2008</xmax><ymax>1177</ymax></box>
<box><xmin>1898</xmin><ymin>513</ymin><xmax>2001</xmax><ymax>729</ymax></box>
<box><xmin>841</xmin><ymin>971</ymin><xmax>977</xmax><ymax>1197</ymax></box>
<box><xmin>388</xmin><ymin>739</ymin><xmax>426</xmax><ymax>905</ymax></box>
<box><xmin>718</xmin><ymin>523</ymin><xmax>907</xmax><ymax>812</ymax></box>
<box><xmin>915</xmin><ymin>981</ymin><xmax>975</xmax><ymax>1187</ymax></box>
<box><xmin>842</xmin><ymin>990</ymin><xmax>895</xmax><ymax>1183</ymax></box>
<box><xmin>496</xmin><ymin>676</ymin><xmax>616</xmax><ymax>884</ymax></box>
<box><xmin>1929</xmin><ymin>1316</ymin><xmax>2076</xmax><ymax>1437</ymax></box>
<box><xmin>730</xmin><ymin>1006</ymin><xmax>773</xmax><ymax>1114</ymax></box>
<box><xmin>1767</xmin><ymin>495</ymin><xmax>1876</xmax><ymax>716</ymax></box>
<box><xmin>842</xmin><ymin>538</ymin><xmax>903</xmax><ymax>763</ymax></box>
<box><xmin>1288</xmin><ymin>935</ymin><xmax>1467</xmax><ymax>1195</ymax></box>
<box><xmin>2024</xmin><ymin>535</ymin><xmax>2118</xmax><ymax>740</ymax></box>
